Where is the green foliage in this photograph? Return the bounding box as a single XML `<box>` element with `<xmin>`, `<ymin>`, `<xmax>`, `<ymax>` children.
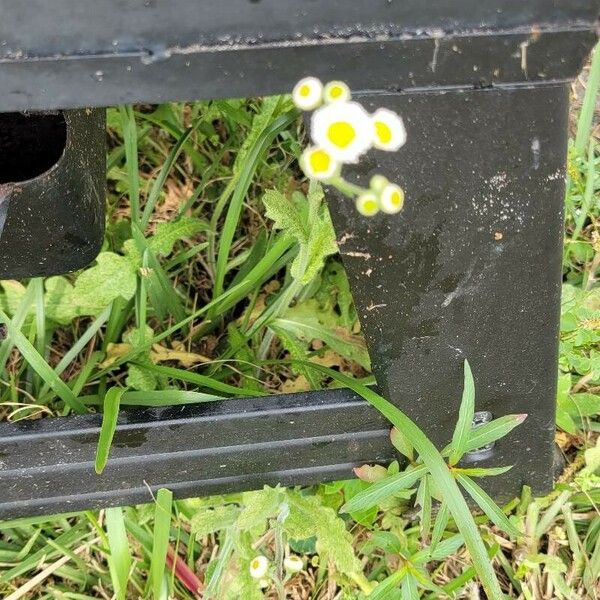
<box><xmin>263</xmin><ymin>185</ymin><xmax>338</xmax><ymax>284</ymax></box>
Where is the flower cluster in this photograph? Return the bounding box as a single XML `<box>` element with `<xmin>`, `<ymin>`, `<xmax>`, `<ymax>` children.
<box><xmin>293</xmin><ymin>76</ymin><xmax>407</xmax><ymax>217</ymax></box>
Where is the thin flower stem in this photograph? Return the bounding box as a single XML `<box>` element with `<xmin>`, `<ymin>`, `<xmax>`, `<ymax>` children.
<box><xmin>328</xmin><ymin>176</ymin><xmax>368</xmax><ymax>198</ymax></box>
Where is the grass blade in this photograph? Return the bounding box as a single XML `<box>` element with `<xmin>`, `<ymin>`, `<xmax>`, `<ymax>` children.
<box><xmin>341</xmin><ymin>465</ymin><xmax>427</xmax><ymax>513</ymax></box>
<box><xmin>212</xmin><ymin>110</ymin><xmax>298</xmax><ymax>300</ymax></box>
<box><xmin>105</xmin><ymin>507</ymin><xmax>132</xmax><ymax>600</ymax></box>
<box><xmin>151</xmin><ymin>488</ymin><xmax>173</xmax><ymax>600</ymax></box>
<box><xmin>449</xmin><ymin>360</ymin><xmax>476</xmax><ymax>466</ymax></box>
<box><xmin>575</xmin><ymin>42</ymin><xmax>600</xmax><ymax>154</ymax></box>
<box><xmin>0</xmin><ymin>309</ymin><xmax>87</xmax><ymax>414</ymax></box>
<box><xmin>95</xmin><ymin>387</ymin><xmax>126</xmax><ymax>474</ymax></box>
<box><xmin>456</xmin><ymin>474</ymin><xmax>520</xmax><ymax>538</ymax></box>
<box><xmin>119</xmin><ymin>105</ymin><xmax>141</xmax><ymax>227</ymax></box>
<box><xmin>464</xmin><ymin>414</ymin><xmax>527</xmax><ymax>453</ymax></box>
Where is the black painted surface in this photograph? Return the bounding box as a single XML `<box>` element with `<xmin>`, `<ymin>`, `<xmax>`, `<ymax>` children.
<box><xmin>0</xmin><ymin>109</ymin><xmax>105</xmax><ymax>278</ymax></box>
<box><xmin>0</xmin><ymin>5</ymin><xmax>596</xmax><ymax>111</ymax></box>
<box><xmin>328</xmin><ymin>84</ymin><xmax>568</xmax><ymax>498</ymax></box>
<box><xmin>0</xmin><ymin>389</ymin><xmax>394</xmax><ymax>519</ymax></box>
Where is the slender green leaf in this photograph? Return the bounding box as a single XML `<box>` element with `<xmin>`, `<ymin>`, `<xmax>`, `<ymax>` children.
<box><xmin>575</xmin><ymin>42</ymin><xmax>600</xmax><ymax>153</ymax></box>
<box><xmin>464</xmin><ymin>414</ymin><xmax>527</xmax><ymax>453</ymax></box>
<box><xmin>456</xmin><ymin>474</ymin><xmax>520</xmax><ymax>538</ymax></box>
<box><xmin>105</xmin><ymin>507</ymin><xmax>132</xmax><ymax>600</ymax></box>
<box><xmin>95</xmin><ymin>387</ymin><xmax>127</xmax><ymax>474</ymax></box>
<box><xmin>152</xmin><ymin>488</ymin><xmax>173</xmax><ymax>600</ymax></box>
<box><xmin>341</xmin><ymin>465</ymin><xmax>426</xmax><ymax>513</ymax></box>
<box><xmin>0</xmin><ymin>309</ymin><xmax>87</xmax><ymax>414</ymax></box>
<box><xmin>449</xmin><ymin>360</ymin><xmax>476</xmax><ymax>466</ymax></box>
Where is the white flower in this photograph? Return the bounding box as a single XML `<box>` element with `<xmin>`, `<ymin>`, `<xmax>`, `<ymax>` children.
<box><xmin>311</xmin><ymin>101</ymin><xmax>372</xmax><ymax>163</ymax></box>
<box><xmin>300</xmin><ymin>146</ymin><xmax>339</xmax><ymax>181</ymax></box>
<box><xmin>371</xmin><ymin>108</ymin><xmax>407</xmax><ymax>151</ymax></box>
<box><xmin>323</xmin><ymin>80</ymin><xmax>351</xmax><ymax>103</ymax></box>
<box><xmin>249</xmin><ymin>555</ymin><xmax>269</xmax><ymax>579</ymax></box>
<box><xmin>356</xmin><ymin>191</ymin><xmax>380</xmax><ymax>217</ymax></box>
<box><xmin>292</xmin><ymin>77</ymin><xmax>323</xmax><ymax>111</ymax></box>
<box><xmin>380</xmin><ymin>183</ymin><xmax>405</xmax><ymax>214</ymax></box>
<box><xmin>284</xmin><ymin>555</ymin><xmax>304</xmax><ymax>573</ymax></box>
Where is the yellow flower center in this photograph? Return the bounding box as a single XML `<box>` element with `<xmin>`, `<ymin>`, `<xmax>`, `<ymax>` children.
<box><xmin>327</xmin><ymin>121</ymin><xmax>356</xmax><ymax>148</ymax></box>
<box><xmin>363</xmin><ymin>199</ymin><xmax>378</xmax><ymax>213</ymax></box>
<box><xmin>251</xmin><ymin>559</ymin><xmax>260</xmax><ymax>569</ymax></box>
<box><xmin>330</xmin><ymin>86</ymin><xmax>343</xmax><ymax>98</ymax></box>
<box><xmin>309</xmin><ymin>149</ymin><xmax>331</xmax><ymax>173</ymax></box>
<box><xmin>299</xmin><ymin>84</ymin><xmax>310</xmax><ymax>97</ymax></box>
<box><xmin>390</xmin><ymin>190</ymin><xmax>403</xmax><ymax>206</ymax></box>
<box><xmin>375</xmin><ymin>121</ymin><xmax>392</xmax><ymax>144</ymax></box>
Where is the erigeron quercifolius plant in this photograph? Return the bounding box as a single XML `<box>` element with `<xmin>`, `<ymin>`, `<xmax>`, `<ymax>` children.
<box><xmin>292</xmin><ymin>76</ymin><xmax>407</xmax><ymax>216</ymax></box>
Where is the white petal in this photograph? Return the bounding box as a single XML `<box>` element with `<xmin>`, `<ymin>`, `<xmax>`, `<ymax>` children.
<box><xmin>323</xmin><ymin>80</ymin><xmax>351</xmax><ymax>103</ymax></box>
<box><xmin>371</xmin><ymin>108</ymin><xmax>407</xmax><ymax>151</ymax></box>
<box><xmin>300</xmin><ymin>146</ymin><xmax>339</xmax><ymax>181</ymax></box>
<box><xmin>292</xmin><ymin>77</ymin><xmax>323</xmax><ymax>111</ymax></box>
<box><xmin>311</xmin><ymin>101</ymin><xmax>373</xmax><ymax>163</ymax></box>
<box><xmin>249</xmin><ymin>555</ymin><xmax>269</xmax><ymax>579</ymax></box>
<box><xmin>380</xmin><ymin>183</ymin><xmax>405</xmax><ymax>214</ymax></box>
<box><xmin>356</xmin><ymin>191</ymin><xmax>380</xmax><ymax>216</ymax></box>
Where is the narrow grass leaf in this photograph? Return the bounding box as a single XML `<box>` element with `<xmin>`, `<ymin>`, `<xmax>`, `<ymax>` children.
<box><xmin>464</xmin><ymin>414</ymin><xmax>527</xmax><ymax>453</ymax></box>
<box><xmin>95</xmin><ymin>387</ymin><xmax>126</xmax><ymax>474</ymax></box>
<box><xmin>369</xmin><ymin>569</ymin><xmax>405</xmax><ymax>600</ymax></box>
<box><xmin>341</xmin><ymin>465</ymin><xmax>427</xmax><ymax>513</ymax></box>
<box><xmin>430</xmin><ymin>502</ymin><xmax>450</xmax><ymax>553</ymax></box>
<box><xmin>105</xmin><ymin>507</ymin><xmax>132</xmax><ymax>600</ymax></box>
<box><xmin>449</xmin><ymin>360</ymin><xmax>476</xmax><ymax>466</ymax></box>
<box><xmin>152</xmin><ymin>488</ymin><xmax>173</xmax><ymax>600</ymax></box>
<box><xmin>0</xmin><ymin>309</ymin><xmax>87</xmax><ymax>414</ymax></box>
<box><xmin>575</xmin><ymin>41</ymin><xmax>600</xmax><ymax>153</ymax></box>
<box><xmin>452</xmin><ymin>466</ymin><xmax>513</xmax><ymax>478</ymax></box>
<box><xmin>390</xmin><ymin>426</ymin><xmax>414</xmax><ymax>461</ymax></box>
<box><xmin>456</xmin><ymin>474</ymin><xmax>520</xmax><ymax>538</ymax></box>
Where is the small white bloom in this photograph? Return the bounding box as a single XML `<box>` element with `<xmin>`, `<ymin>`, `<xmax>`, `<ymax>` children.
<box><xmin>323</xmin><ymin>80</ymin><xmax>351</xmax><ymax>103</ymax></box>
<box><xmin>311</xmin><ymin>101</ymin><xmax>372</xmax><ymax>163</ymax></box>
<box><xmin>259</xmin><ymin>578</ymin><xmax>270</xmax><ymax>589</ymax></box>
<box><xmin>380</xmin><ymin>183</ymin><xmax>405</xmax><ymax>214</ymax></box>
<box><xmin>356</xmin><ymin>191</ymin><xmax>380</xmax><ymax>217</ymax></box>
<box><xmin>292</xmin><ymin>77</ymin><xmax>323</xmax><ymax>111</ymax></box>
<box><xmin>249</xmin><ymin>555</ymin><xmax>269</xmax><ymax>579</ymax></box>
<box><xmin>371</xmin><ymin>108</ymin><xmax>407</xmax><ymax>151</ymax></box>
<box><xmin>369</xmin><ymin>174</ymin><xmax>389</xmax><ymax>194</ymax></box>
<box><xmin>284</xmin><ymin>555</ymin><xmax>304</xmax><ymax>573</ymax></box>
<box><xmin>300</xmin><ymin>146</ymin><xmax>339</xmax><ymax>181</ymax></box>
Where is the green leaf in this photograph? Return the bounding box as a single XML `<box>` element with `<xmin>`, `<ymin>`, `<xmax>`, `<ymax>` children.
<box><xmin>430</xmin><ymin>502</ymin><xmax>450</xmax><ymax>552</ymax></box>
<box><xmin>456</xmin><ymin>474</ymin><xmax>520</xmax><ymax>538</ymax></box>
<box><xmin>285</xmin><ymin>492</ymin><xmax>361</xmax><ymax>574</ymax></box>
<box><xmin>369</xmin><ymin>569</ymin><xmax>405</xmax><ymax>600</ymax></box>
<box><xmin>95</xmin><ymin>387</ymin><xmax>126</xmax><ymax>474</ymax></box>
<box><xmin>263</xmin><ymin>186</ymin><xmax>337</xmax><ymax>284</ymax></box>
<box><xmin>464</xmin><ymin>414</ymin><xmax>527</xmax><ymax>453</ymax></box>
<box><xmin>273</xmin><ymin>303</ymin><xmax>370</xmax><ymax>369</ymax></box>
<box><xmin>390</xmin><ymin>427</ymin><xmax>414</xmax><ymax>462</ymax></box>
<box><xmin>191</xmin><ymin>505</ymin><xmax>241</xmax><ymax>537</ymax></box>
<box><xmin>151</xmin><ymin>488</ymin><xmax>173</xmax><ymax>600</ymax></box>
<box><xmin>237</xmin><ymin>487</ymin><xmax>284</xmax><ymax>532</ymax></box>
<box><xmin>148</xmin><ymin>217</ymin><xmax>208</xmax><ymax>257</ymax></box>
<box><xmin>0</xmin><ymin>309</ymin><xmax>87</xmax><ymax>414</ymax></box>
<box><xmin>105</xmin><ymin>507</ymin><xmax>132</xmax><ymax>600</ymax></box>
<box><xmin>452</xmin><ymin>465</ymin><xmax>513</xmax><ymax>477</ymax></box>
<box><xmin>341</xmin><ymin>465</ymin><xmax>426</xmax><ymax>513</ymax></box>
<box><xmin>71</xmin><ymin>252</ymin><xmax>137</xmax><ymax>316</ymax></box>
<box><xmin>449</xmin><ymin>360</ymin><xmax>476</xmax><ymax>466</ymax></box>
<box><xmin>126</xmin><ymin>364</ymin><xmax>158</xmax><ymax>391</ymax></box>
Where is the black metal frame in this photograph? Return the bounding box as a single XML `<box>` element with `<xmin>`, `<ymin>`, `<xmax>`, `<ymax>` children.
<box><xmin>0</xmin><ymin>1</ymin><xmax>597</xmax><ymax>519</ymax></box>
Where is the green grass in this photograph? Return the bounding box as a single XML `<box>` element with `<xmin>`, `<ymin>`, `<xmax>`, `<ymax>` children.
<box><xmin>0</xmin><ymin>51</ymin><xmax>599</xmax><ymax>598</ymax></box>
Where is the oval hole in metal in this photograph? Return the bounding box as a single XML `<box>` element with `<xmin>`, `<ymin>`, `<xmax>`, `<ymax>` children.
<box><xmin>0</xmin><ymin>112</ymin><xmax>67</xmax><ymax>184</ymax></box>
